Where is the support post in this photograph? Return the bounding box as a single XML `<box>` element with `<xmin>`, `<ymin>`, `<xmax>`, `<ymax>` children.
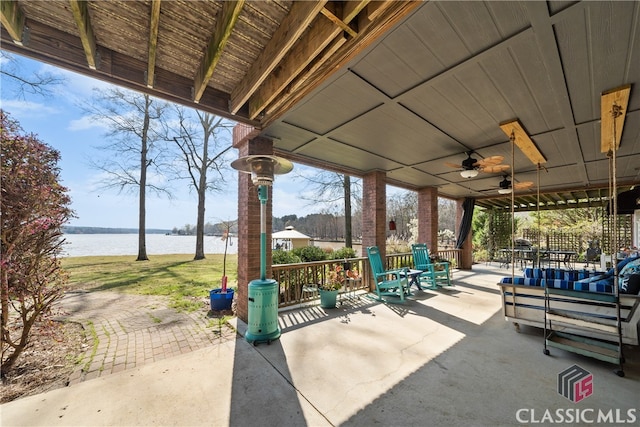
<box><xmin>417</xmin><ymin>187</ymin><xmax>439</xmax><ymax>252</ymax></box>
<box><xmin>232</xmin><ymin>133</ymin><xmax>273</xmax><ymax>323</ymax></box>
<box><xmin>362</xmin><ymin>170</ymin><xmax>387</xmax><ymax>264</ymax></box>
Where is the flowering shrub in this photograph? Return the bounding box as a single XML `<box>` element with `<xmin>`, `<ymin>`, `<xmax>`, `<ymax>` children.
<box><xmin>1</xmin><ymin>111</ymin><xmax>75</xmax><ymax>375</ymax></box>
<box><xmin>319</xmin><ymin>264</ymin><xmax>345</xmax><ymax>291</ymax></box>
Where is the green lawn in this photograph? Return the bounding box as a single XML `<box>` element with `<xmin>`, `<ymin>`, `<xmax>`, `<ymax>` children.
<box><xmin>61</xmin><ymin>254</ymin><xmax>238</xmax><ymax>312</ymax></box>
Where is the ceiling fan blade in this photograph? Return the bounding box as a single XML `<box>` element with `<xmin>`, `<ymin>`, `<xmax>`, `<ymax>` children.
<box><xmin>514</xmin><ymin>181</ymin><xmax>534</xmax><ymax>189</ymax></box>
<box><xmin>445</xmin><ymin>162</ymin><xmax>463</xmax><ymax>169</ymax></box>
<box><xmin>481</xmin><ymin>164</ymin><xmax>510</xmax><ymax>173</ymax></box>
<box><xmin>474</xmin><ymin>155</ymin><xmax>504</xmax><ymax>166</ymax></box>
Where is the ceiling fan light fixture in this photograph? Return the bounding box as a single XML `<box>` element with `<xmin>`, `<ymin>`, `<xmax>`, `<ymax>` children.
<box><xmin>498</xmin><ymin>188</ymin><xmax>512</xmax><ymax>194</ymax></box>
<box><xmin>460</xmin><ymin>169</ymin><xmax>479</xmax><ymax>178</ymax></box>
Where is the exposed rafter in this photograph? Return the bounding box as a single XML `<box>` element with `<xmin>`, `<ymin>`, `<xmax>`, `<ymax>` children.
<box><xmin>249</xmin><ymin>13</ymin><xmax>345</xmax><ymax>119</ymax></box>
<box><xmin>477</xmin><ymin>182</ymin><xmax>637</xmax><ymax>212</ymax></box>
<box><xmin>229</xmin><ymin>1</ymin><xmax>328</xmax><ymax>114</ymax></box>
<box><xmin>193</xmin><ymin>0</ymin><xmax>245</xmax><ymax>103</ymax></box>
<box><xmin>321</xmin><ymin>5</ymin><xmax>358</xmax><ymax>38</ymax></box>
<box><xmin>0</xmin><ymin>0</ymin><xmax>24</xmax><ymax>45</ymax></box>
<box><xmin>146</xmin><ymin>0</ymin><xmax>162</xmax><ymax>88</ymax></box>
<box><xmin>69</xmin><ymin>0</ymin><xmax>98</xmax><ymax>70</ymax></box>
<box><xmin>261</xmin><ymin>0</ymin><xmax>418</xmax><ymax>126</ymax></box>
<box><xmin>249</xmin><ymin>0</ymin><xmax>373</xmax><ymax>120</ymax></box>
<box><xmin>263</xmin><ymin>35</ymin><xmax>347</xmax><ymax>117</ymax></box>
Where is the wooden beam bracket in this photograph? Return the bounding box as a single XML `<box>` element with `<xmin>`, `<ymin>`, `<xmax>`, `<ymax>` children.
<box><xmin>600</xmin><ymin>85</ymin><xmax>631</xmax><ymax>153</ymax></box>
<box><xmin>500</xmin><ymin>119</ymin><xmax>547</xmax><ymax>165</ymax></box>
<box><xmin>69</xmin><ymin>0</ymin><xmax>99</xmax><ymax>70</ymax></box>
<box><xmin>0</xmin><ymin>0</ymin><xmax>25</xmax><ymax>45</ymax></box>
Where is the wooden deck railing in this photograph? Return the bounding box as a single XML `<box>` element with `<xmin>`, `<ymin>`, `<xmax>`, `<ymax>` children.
<box><xmin>272</xmin><ymin>257</ymin><xmax>371</xmax><ymax>308</ymax></box>
<box><xmin>437</xmin><ymin>249</ymin><xmax>462</xmax><ymax>268</ymax></box>
<box><xmin>272</xmin><ymin>249</ymin><xmax>461</xmax><ymax>308</ymax></box>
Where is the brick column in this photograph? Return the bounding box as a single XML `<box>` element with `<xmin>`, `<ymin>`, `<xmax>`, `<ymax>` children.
<box><xmin>232</xmin><ymin>134</ymin><xmax>273</xmax><ymax>323</ymax></box>
<box><xmin>456</xmin><ymin>199</ymin><xmax>473</xmax><ymax>270</ymax></box>
<box><xmin>362</xmin><ymin>171</ymin><xmax>387</xmax><ymax>261</ymax></box>
<box><xmin>417</xmin><ymin>187</ymin><xmax>438</xmax><ymax>252</ymax></box>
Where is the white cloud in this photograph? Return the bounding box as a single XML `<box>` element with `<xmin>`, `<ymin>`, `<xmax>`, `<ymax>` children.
<box><xmin>67</xmin><ymin>114</ymin><xmax>109</xmax><ymax>131</ymax></box>
<box><xmin>50</xmin><ymin>66</ymin><xmax>113</xmax><ymax>101</ymax></box>
<box><xmin>0</xmin><ymin>99</ymin><xmax>59</xmax><ymax>117</ymax></box>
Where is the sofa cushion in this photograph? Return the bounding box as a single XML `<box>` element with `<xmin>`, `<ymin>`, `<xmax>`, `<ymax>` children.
<box><xmin>619</xmin><ymin>258</ymin><xmax>640</xmax><ymax>294</ymax></box>
<box><xmin>503</xmin><ymin>269</ymin><xmax>608</xmax><ymax>292</ymax></box>
<box><xmin>500</xmin><ymin>277</ymin><xmax>526</xmax><ymax>285</ymax></box>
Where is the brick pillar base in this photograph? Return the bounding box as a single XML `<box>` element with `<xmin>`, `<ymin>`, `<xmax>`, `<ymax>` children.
<box><xmin>232</xmin><ymin>134</ymin><xmax>274</xmax><ymax>323</ymax></box>
<box><xmin>362</xmin><ymin>171</ymin><xmax>387</xmax><ymax>266</ymax></box>
<box><xmin>417</xmin><ymin>187</ymin><xmax>438</xmax><ymax>251</ymax></box>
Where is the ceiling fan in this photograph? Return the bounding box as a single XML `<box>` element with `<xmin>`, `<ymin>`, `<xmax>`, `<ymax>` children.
<box><xmin>498</xmin><ymin>176</ymin><xmax>534</xmax><ymax>194</ymax></box>
<box><xmin>445</xmin><ymin>151</ymin><xmax>510</xmax><ymax>178</ymax></box>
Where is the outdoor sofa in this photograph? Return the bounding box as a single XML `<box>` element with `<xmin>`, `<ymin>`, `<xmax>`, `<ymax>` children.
<box><xmin>497</xmin><ymin>257</ymin><xmax>640</xmax><ymax>345</ymax></box>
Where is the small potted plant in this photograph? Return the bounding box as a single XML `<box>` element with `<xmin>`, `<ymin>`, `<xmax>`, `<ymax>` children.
<box><xmin>210</xmin><ymin>221</ymin><xmax>234</xmax><ymax>311</ymax></box>
<box><xmin>318</xmin><ymin>264</ymin><xmax>345</xmax><ymax>308</ymax></box>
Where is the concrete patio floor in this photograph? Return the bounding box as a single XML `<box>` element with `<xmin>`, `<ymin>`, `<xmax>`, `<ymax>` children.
<box><xmin>2</xmin><ymin>264</ymin><xmax>639</xmax><ymax>426</ymax></box>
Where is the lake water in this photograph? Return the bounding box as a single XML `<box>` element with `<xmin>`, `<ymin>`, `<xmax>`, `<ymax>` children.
<box><xmin>62</xmin><ymin>234</ymin><xmax>238</xmax><ymax>257</ymax></box>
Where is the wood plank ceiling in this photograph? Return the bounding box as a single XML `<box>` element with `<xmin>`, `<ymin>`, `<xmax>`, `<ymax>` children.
<box><xmin>2</xmin><ymin>1</ymin><xmax>639</xmax><ymax>212</ymax></box>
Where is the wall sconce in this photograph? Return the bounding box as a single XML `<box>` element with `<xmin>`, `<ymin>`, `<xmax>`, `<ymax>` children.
<box><xmin>389</xmin><ymin>220</ymin><xmax>396</xmax><ymax>231</ymax></box>
<box><xmin>460</xmin><ymin>169</ymin><xmax>479</xmax><ymax>178</ymax></box>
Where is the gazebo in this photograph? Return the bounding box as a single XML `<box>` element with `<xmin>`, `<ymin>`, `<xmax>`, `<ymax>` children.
<box><xmin>272</xmin><ymin>226</ymin><xmax>311</xmax><ymax>250</ymax></box>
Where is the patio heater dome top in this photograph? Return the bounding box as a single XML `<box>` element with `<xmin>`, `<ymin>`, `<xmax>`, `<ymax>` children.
<box><xmin>231</xmin><ymin>155</ymin><xmax>293</xmax><ymax>186</ymax></box>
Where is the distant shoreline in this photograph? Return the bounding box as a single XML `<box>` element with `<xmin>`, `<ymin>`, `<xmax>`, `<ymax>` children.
<box><xmin>63</xmin><ymin>226</ymin><xmax>171</xmax><ymax>235</ymax></box>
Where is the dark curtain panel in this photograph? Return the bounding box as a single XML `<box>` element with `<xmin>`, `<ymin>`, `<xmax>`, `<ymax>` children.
<box><xmin>606</xmin><ymin>187</ymin><xmax>640</xmax><ymax>215</ymax></box>
<box><xmin>456</xmin><ymin>197</ymin><xmax>476</xmax><ymax>249</ymax></box>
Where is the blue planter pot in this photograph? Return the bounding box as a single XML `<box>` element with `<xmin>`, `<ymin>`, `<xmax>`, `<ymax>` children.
<box><xmin>210</xmin><ymin>288</ymin><xmax>234</xmax><ymax>311</ymax></box>
<box><xmin>319</xmin><ymin>289</ymin><xmax>339</xmax><ymax>308</ymax></box>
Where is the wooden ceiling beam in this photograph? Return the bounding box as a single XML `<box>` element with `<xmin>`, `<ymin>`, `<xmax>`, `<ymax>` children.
<box><xmin>249</xmin><ymin>14</ymin><xmax>347</xmax><ymax>119</ymax></box>
<box><xmin>321</xmin><ymin>5</ymin><xmax>357</xmax><ymax>38</ymax></box>
<box><xmin>344</xmin><ymin>0</ymin><xmax>372</xmax><ymax>22</ymax></box>
<box><xmin>262</xmin><ymin>32</ymin><xmax>346</xmax><ymax>118</ymax></box>
<box><xmin>193</xmin><ymin>0</ymin><xmax>244</xmax><ymax>103</ymax></box>
<box><xmin>249</xmin><ymin>1</ymin><xmax>371</xmax><ymax>119</ymax></box>
<box><xmin>600</xmin><ymin>85</ymin><xmax>631</xmax><ymax>152</ymax></box>
<box><xmin>230</xmin><ymin>1</ymin><xmax>328</xmax><ymax>114</ymax></box>
<box><xmin>146</xmin><ymin>0</ymin><xmax>161</xmax><ymax>88</ymax></box>
<box><xmin>0</xmin><ymin>0</ymin><xmax>25</xmax><ymax>45</ymax></box>
<box><xmin>499</xmin><ymin>119</ymin><xmax>547</xmax><ymax>165</ymax></box>
<box><xmin>69</xmin><ymin>0</ymin><xmax>98</xmax><ymax>70</ymax></box>
<box><xmin>261</xmin><ymin>1</ymin><xmax>417</xmax><ymax>126</ymax></box>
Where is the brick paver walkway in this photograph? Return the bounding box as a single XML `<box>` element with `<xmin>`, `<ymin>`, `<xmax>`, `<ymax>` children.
<box><xmin>56</xmin><ymin>291</ymin><xmax>236</xmax><ymax>385</ymax></box>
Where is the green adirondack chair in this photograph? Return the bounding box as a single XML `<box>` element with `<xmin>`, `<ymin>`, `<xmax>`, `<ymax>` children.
<box><xmin>411</xmin><ymin>243</ymin><xmax>452</xmax><ymax>289</ymax></box>
<box><xmin>366</xmin><ymin>246</ymin><xmax>410</xmax><ymax>303</ymax></box>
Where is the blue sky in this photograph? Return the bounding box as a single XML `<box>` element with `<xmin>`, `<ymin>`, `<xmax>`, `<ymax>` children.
<box><xmin>1</xmin><ymin>54</ymin><xmax>341</xmax><ymax>229</ymax></box>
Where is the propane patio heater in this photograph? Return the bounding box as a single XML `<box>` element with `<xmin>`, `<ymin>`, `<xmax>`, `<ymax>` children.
<box><xmin>231</xmin><ymin>155</ymin><xmax>293</xmax><ymax>345</ymax></box>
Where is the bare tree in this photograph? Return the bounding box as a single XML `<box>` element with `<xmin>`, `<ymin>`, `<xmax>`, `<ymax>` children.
<box><xmin>83</xmin><ymin>88</ymin><xmax>171</xmax><ymax>261</ymax></box>
<box><xmin>298</xmin><ymin>171</ymin><xmax>361</xmax><ymax>247</ymax></box>
<box><xmin>0</xmin><ymin>52</ymin><xmax>66</xmax><ymax>98</ymax></box>
<box><xmin>169</xmin><ymin>108</ymin><xmax>234</xmax><ymax>260</ymax></box>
